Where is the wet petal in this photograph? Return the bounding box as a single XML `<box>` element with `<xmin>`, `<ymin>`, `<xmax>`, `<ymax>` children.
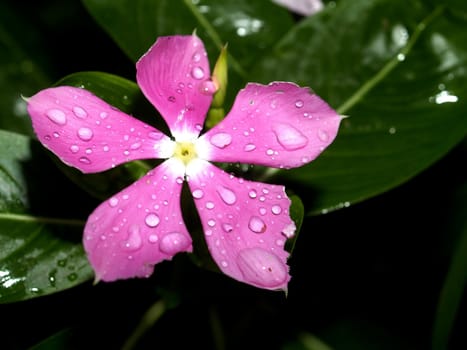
<box><xmin>198</xmin><ymin>82</ymin><xmax>341</xmax><ymax>169</ymax></box>
<box><xmin>136</xmin><ymin>35</ymin><xmax>214</xmax><ymax>140</ymax></box>
<box><xmin>186</xmin><ymin>159</ymin><xmax>294</xmax><ymax>291</ymax></box>
<box><xmin>83</xmin><ymin>158</ymin><xmax>191</xmax><ymax>281</ymax></box>
<box><xmin>27</xmin><ymin>86</ymin><xmax>173</xmax><ymax>173</ymax></box>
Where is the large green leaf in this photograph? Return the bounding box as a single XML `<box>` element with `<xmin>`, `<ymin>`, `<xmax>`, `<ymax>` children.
<box><xmin>251</xmin><ymin>0</ymin><xmax>467</xmax><ymax>214</ymax></box>
<box><xmin>81</xmin><ymin>0</ymin><xmax>294</xmax><ymax>70</ymax></box>
<box><xmin>0</xmin><ymin>130</ymin><xmax>92</xmax><ymax>303</ymax></box>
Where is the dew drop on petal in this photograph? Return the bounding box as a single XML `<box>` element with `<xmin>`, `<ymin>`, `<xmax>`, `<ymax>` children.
<box><xmin>236</xmin><ymin>248</ymin><xmax>288</xmax><ymax>288</ymax></box>
<box><xmin>282</xmin><ymin>222</ymin><xmax>296</xmax><ymax>238</ymax></box>
<box><xmin>192</xmin><ymin>189</ymin><xmax>204</xmax><ymax>199</ymax></box>
<box><xmin>217</xmin><ymin>186</ymin><xmax>237</xmax><ymax>205</ymax></box>
<box><xmin>295</xmin><ymin>99</ymin><xmax>304</xmax><ymax>108</ymax></box>
<box><xmin>249</xmin><ymin>216</ymin><xmax>267</xmax><ymax>233</ymax></box>
<box><xmin>272</xmin><ymin>123</ymin><xmax>308</xmax><ymax>150</ymax></box>
<box><xmin>210</xmin><ymin>133</ymin><xmax>232</xmax><ymax>148</ymax></box>
<box><xmin>192</xmin><ymin>52</ymin><xmax>201</xmax><ymax>62</ymax></box>
<box><xmin>72</xmin><ymin>106</ymin><xmax>87</xmax><ymax>118</ymax></box>
<box><xmin>222</xmin><ymin>223</ymin><xmax>233</xmax><ymax>233</ymax></box>
<box><xmin>145</xmin><ymin>213</ymin><xmax>160</xmax><ymax>227</ymax></box>
<box><xmin>108</xmin><ymin>197</ymin><xmax>119</xmax><ymax>207</ymax></box>
<box><xmin>191</xmin><ymin>66</ymin><xmax>205</xmax><ymax>80</ymax></box>
<box><xmin>79</xmin><ymin>156</ymin><xmax>91</xmax><ymax>164</ymax></box>
<box><xmin>77</xmin><ymin>127</ymin><xmax>93</xmax><ymax>141</ymax></box>
<box><xmin>70</xmin><ymin>145</ymin><xmax>79</xmax><ymax>153</ymax></box>
<box><xmin>271</xmin><ymin>205</ymin><xmax>282</xmax><ymax>215</ymax></box>
<box><xmin>207</xmin><ymin>219</ymin><xmax>216</xmax><ymax>227</ymax></box>
<box><xmin>123</xmin><ymin>225</ymin><xmax>142</xmax><ymax>251</ymax></box>
<box><xmin>200</xmin><ymin>80</ymin><xmax>218</xmax><ymax>95</ymax></box>
<box><xmin>159</xmin><ymin>232</ymin><xmax>190</xmax><ymax>255</ymax></box>
<box><xmin>318</xmin><ymin>129</ymin><xmax>329</xmax><ymax>142</ymax></box>
<box><xmin>248</xmin><ymin>189</ymin><xmax>257</xmax><ymax>198</ymax></box>
<box><xmin>244</xmin><ymin>143</ymin><xmax>256</xmax><ymax>152</ymax></box>
<box><xmin>206</xmin><ymin>201</ymin><xmax>215</xmax><ymax>209</ymax></box>
<box><xmin>46</xmin><ymin>109</ymin><xmax>67</xmax><ymax>125</ymax></box>
<box><xmin>148</xmin><ymin>234</ymin><xmax>159</xmax><ymax>243</ymax></box>
<box><xmin>100</xmin><ymin>112</ymin><xmax>108</xmax><ymax>119</ymax></box>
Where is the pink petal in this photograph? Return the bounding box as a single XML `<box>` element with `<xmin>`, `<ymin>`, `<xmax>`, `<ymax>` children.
<box><xmin>27</xmin><ymin>86</ymin><xmax>173</xmax><ymax>173</ymax></box>
<box><xmin>136</xmin><ymin>35</ymin><xmax>214</xmax><ymax>140</ymax></box>
<box><xmin>197</xmin><ymin>82</ymin><xmax>341</xmax><ymax>169</ymax></box>
<box><xmin>83</xmin><ymin>158</ymin><xmax>192</xmax><ymax>281</ymax></box>
<box><xmin>186</xmin><ymin>159</ymin><xmax>294</xmax><ymax>291</ymax></box>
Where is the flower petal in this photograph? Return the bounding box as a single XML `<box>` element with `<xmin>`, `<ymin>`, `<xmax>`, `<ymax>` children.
<box><xmin>198</xmin><ymin>82</ymin><xmax>341</xmax><ymax>169</ymax></box>
<box><xmin>136</xmin><ymin>35</ymin><xmax>213</xmax><ymax>140</ymax></box>
<box><xmin>27</xmin><ymin>86</ymin><xmax>173</xmax><ymax>173</ymax></box>
<box><xmin>186</xmin><ymin>159</ymin><xmax>294</xmax><ymax>291</ymax></box>
<box><xmin>83</xmin><ymin>158</ymin><xmax>192</xmax><ymax>281</ymax></box>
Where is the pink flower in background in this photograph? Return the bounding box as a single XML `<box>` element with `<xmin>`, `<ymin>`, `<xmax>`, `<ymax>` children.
<box><xmin>26</xmin><ymin>34</ymin><xmax>340</xmax><ymax>291</ymax></box>
<box><xmin>272</xmin><ymin>0</ymin><xmax>323</xmax><ymax>16</ymax></box>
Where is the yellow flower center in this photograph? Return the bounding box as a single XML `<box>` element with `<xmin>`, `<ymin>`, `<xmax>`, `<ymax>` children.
<box><xmin>173</xmin><ymin>141</ymin><xmax>197</xmax><ymax>165</ymax></box>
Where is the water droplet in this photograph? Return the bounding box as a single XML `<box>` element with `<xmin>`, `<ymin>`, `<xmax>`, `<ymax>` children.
<box><xmin>200</xmin><ymin>80</ymin><xmax>218</xmax><ymax>95</ymax></box>
<box><xmin>244</xmin><ymin>143</ymin><xmax>256</xmax><ymax>152</ymax></box>
<box><xmin>221</xmin><ymin>260</ymin><xmax>228</xmax><ymax>268</ymax></box>
<box><xmin>266</xmin><ymin>149</ymin><xmax>274</xmax><ymax>156</ymax></box>
<box><xmin>217</xmin><ymin>186</ymin><xmax>237</xmax><ymax>205</ymax></box>
<box><xmin>53</xmin><ymin>132</ymin><xmax>60</xmax><ymax>138</ymax></box>
<box><xmin>192</xmin><ymin>189</ymin><xmax>204</xmax><ymax>199</ymax></box>
<box><xmin>145</xmin><ymin>213</ymin><xmax>160</xmax><ymax>227</ymax></box>
<box><xmin>206</xmin><ymin>201</ymin><xmax>215</xmax><ymax>209</ymax></box>
<box><xmin>103</xmin><ymin>145</ymin><xmax>110</xmax><ymax>152</ymax></box>
<box><xmin>192</xmin><ymin>52</ymin><xmax>201</xmax><ymax>62</ymax></box>
<box><xmin>100</xmin><ymin>111</ymin><xmax>108</xmax><ymax>119</ymax></box>
<box><xmin>282</xmin><ymin>222</ymin><xmax>296</xmax><ymax>238</ymax></box>
<box><xmin>148</xmin><ymin>131</ymin><xmax>162</xmax><ymax>140</ymax></box>
<box><xmin>248</xmin><ymin>189</ymin><xmax>257</xmax><ymax>198</ymax></box>
<box><xmin>70</xmin><ymin>145</ymin><xmax>79</xmax><ymax>153</ymax></box>
<box><xmin>57</xmin><ymin>259</ymin><xmax>67</xmax><ymax>267</ymax></box>
<box><xmin>222</xmin><ymin>223</ymin><xmax>233</xmax><ymax>233</ymax></box>
<box><xmin>237</xmin><ymin>248</ymin><xmax>288</xmax><ymax>287</ymax></box>
<box><xmin>77</xmin><ymin>127</ymin><xmax>93</xmax><ymax>141</ymax></box>
<box><xmin>207</xmin><ymin>219</ymin><xmax>216</xmax><ymax>227</ymax></box>
<box><xmin>79</xmin><ymin>156</ymin><xmax>91</xmax><ymax>164</ymax></box>
<box><xmin>271</xmin><ymin>205</ymin><xmax>282</xmax><ymax>215</ymax></box>
<box><xmin>168</xmin><ymin>96</ymin><xmax>176</xmax><ymax>103</ymax></box>
<box><xmin>273</xmin><ymin>123</ymin><xmax>308</xmax><ymax>150</ymax></box>
<box><xmin>318</xmin><ymin>129</ymin><xmax>329</xmax><ymax>142</ymax></box>
<box><xmin>130</xmin><ymin>142</ymin><xmax>141</xmax><ymax>150</ymax></box>
<box><xmin>249</xmin><ymin>216</ymin><xmax>267</xmax><ymax>233</ymax></box>
<box><xmin>191</xmin><ymin>66</ymin><xmax>205</xmax><ymax>79</ymax></box>
<box><xmin>123</xmin><ymin>225</ymin><xmax>142</xmax><ymax>251</ymax></box>
<box><xmin>295</xmin><ymin>99</ymin><xmax>304</xmax><ymax>108</ymax></box>
<box><xmin>72</xmin><ymin>106</ymin><xmax>87</xmax><ymax>118</ymax></box>
<box><xmin>148</xmin><ymin>234</ymin><xmax>159</xmax><ymax>243</ymax></box>
<box><xmin>46</xmin><ymin>109</ymin><xmax>67</xmax><ymax>125</ymax></box>
<box><xmin>67</xmin><ymin>273</ymin><xmax>78</xmax><ymax>282</ymax></box>
<box><xmin>159</xmin><ymin>232</ymin><xmax>190</xmax><ymax>255</ymax></box>
<box><xmin>210</xmin><ymin>132</ymin><xmax>232</xmax><ymax>148</ymax></box>
<box><xmin>275</xmin><ymin>239</ymin><xmax>285</xmax><ymax>246</ymax></box>
<box><xmin>109</xmin><ymin>197</ymin><xmax>119</xmax><ymax>207</ymax></box>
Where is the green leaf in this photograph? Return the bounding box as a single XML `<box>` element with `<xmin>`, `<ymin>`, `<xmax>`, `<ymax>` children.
<box><xmin>82</xmin><ymin>0</ymin><xmax>294</xmax><ymax>71</ymax></box>
<box><xmin>252</xmin><ymin>0</ymin><xmax>467</xmax><ymax>215</ymax></box>
<box><xmin>286</xmin><ymin>194</ymin><xmax>304</xmax><ymax>254</ymax></box>
<box><xmin>0</xmin><ymin>2</ymin><xmax>51</xmax><ymax>136</ymax></box>
<box><xmin>0</xmin><ymin>130</ymin><xmax>92</xmax><ymax>303</ymax></box>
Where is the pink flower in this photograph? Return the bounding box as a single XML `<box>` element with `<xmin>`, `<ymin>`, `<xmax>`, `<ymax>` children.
<box><xmin>26</xmin><ymin>35</ymin><xmax>340</xmax><ymax>291</ymax></box>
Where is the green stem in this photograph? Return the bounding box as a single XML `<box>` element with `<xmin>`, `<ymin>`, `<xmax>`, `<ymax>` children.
<box><xmin>183</xmin><ymin>0</ymin><xmax>248</xmax><ymax>79</ymax></box>
<box><xmin>0</xmin><ymin>212</ymin><xmax>85</xmax><ymax>227</ymax></box>
<box><xmin>122</xmin><ymin>300</ymin><xmax>166</xmax><ymax>350</ymax></box>
<box><xmin>336</xmin><ymin>5</ymin><xmax>445</xmax><ymax>114</ymax></box>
